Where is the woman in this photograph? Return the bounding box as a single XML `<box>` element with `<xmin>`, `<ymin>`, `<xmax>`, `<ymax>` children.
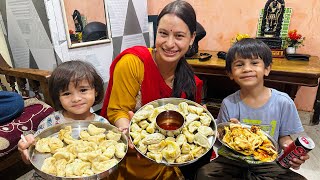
<box><xmin>101</xmin><ymin>1</ymin><xmax>209</xmax><ymax>179</ymax></box>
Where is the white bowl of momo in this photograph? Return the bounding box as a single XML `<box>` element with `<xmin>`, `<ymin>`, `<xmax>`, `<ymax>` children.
<box><xmin>129</xmin><ymin>98</ymin><xmax>217</xmax><ymax>166</ymax></box>
<box><xmin>28</xmin><ymin>121</ymin><xmax>128</xmax><ymax>179</ymax></box>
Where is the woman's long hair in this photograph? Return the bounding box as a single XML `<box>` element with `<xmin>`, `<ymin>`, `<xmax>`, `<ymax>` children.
<box><xmin>157</xmin><ymin>0</ymin><xmax>197</xmax><ymax>101</ymax></box>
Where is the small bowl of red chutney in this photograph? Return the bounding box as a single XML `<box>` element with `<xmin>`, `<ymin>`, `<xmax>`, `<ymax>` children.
<box><xmin>156</xmin><ymin>110</ymin><xmax>185</xmax><ymax>137</ymax></box>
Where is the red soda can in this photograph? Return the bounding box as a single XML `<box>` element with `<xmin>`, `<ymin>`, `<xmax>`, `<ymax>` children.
<box><xmin>277</xmin><ymin>136</ymin><xmax>315</xmax><ymax>168</ymax></box>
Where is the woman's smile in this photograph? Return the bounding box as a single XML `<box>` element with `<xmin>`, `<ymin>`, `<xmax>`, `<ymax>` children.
<box><xmin>163</xmin><ymin>48</ymin><xmax>179</xmax><ymax>57</ymax></box>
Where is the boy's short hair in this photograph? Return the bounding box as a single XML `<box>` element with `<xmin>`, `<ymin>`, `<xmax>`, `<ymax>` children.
<box><xmin>226</xmin><ymin>38</ymin><xmax>272</xmax><ymax>72</ymax></box>
<box><xmin>49</xmin><ymin>60</ymin><xmax>104</xmax><ymax>110</ymax></box>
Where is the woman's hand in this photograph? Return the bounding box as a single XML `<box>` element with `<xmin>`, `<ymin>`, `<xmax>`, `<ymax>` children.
<box><xmin>115</xmin><ymin>111</ymin><xmax>141</xmax><ymax>159</ymax></box>
<box><xmin>202</xmin><ymin>104</ymin><xmax>207</xmax><ymax>109</ymax></box>
<box><xmin>18</xmin><ymin>134</ymin><xmax>35</xmax><ymax>164</ymax></box>
<box><xmin>115</xmin><ymin>117</ymin><xmax>131</xmax><ymax>147</ymax></box>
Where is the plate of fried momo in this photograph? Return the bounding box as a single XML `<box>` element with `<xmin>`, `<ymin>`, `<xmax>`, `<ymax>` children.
<box><xmin>129</xmin><ymin>98</ymin><xmax>217</xmax><ymax>166</ymax></box>
<box><xmin>217</xmin><ymin>122</ymin><xmax>278</xmax><ymax>162</ymax></box>
<box><xmin>28</xmin><ymin>121</ymin><xmax>128</xmax><ymax>179</ymax></box>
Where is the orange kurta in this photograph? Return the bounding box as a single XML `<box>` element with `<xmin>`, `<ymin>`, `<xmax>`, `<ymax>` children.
<box><xmin>101</xmin><ymin>46</ymin><xmax>202</xmax><ymax>179</ymax></box>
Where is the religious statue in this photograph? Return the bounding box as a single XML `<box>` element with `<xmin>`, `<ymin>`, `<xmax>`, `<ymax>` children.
<box><xmin>265</xmin><ymin>0</ymin><xmax>283</xmax><ymax>35</ymax></box>
<box><xmin>257</xmin><ymin>0</ymin><xmax>285</xmax><ymax>49</ymax></box>
<box><xmin>260</xmin><ymin>0</ymin><xmax>284</xmax><ymax>38</ymax></box>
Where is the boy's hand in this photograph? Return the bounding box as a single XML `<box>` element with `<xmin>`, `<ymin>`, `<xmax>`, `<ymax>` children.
<box><xmin>18</xmin><ymin>134</ymin><xmax>35</xmax><ymax>164</ymax></box>
<box><xmin>290</xmin><ymin>154</ymin><xmax>309</xmax><ymax>170</ymax></box>
<box><xmin>229</xmin><ymin>118</ymin><xmax>240</xmax><ymax>124</ymax></box>
<box><xmin>282</xmin><ymin>143</ymin><xmax>310</xmax><ymax>170</ymax></box>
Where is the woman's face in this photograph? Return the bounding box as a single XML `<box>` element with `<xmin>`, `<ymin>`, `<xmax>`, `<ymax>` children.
<box><xmin>155</xmin><ymin>14</ymin><xmax>195</xmax><ymax>63</ymax></box>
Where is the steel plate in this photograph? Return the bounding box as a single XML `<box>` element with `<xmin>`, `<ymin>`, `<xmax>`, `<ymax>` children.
<box><xmin>129</xmin><ymin>98</ymin><xmax>217</xmax><ymax>166</ymax></box>
<box><xmin>28</xmin><ymin>121</ymin><xmax>128</xmax><ymax>180</ymax></box>
<box><xmin>217</xmin><ymin>122</ymin><xmax>278</xmax><ymax>159</ymax></box>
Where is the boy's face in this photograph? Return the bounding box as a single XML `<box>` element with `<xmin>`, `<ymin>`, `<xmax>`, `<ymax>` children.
<box><xmin>228</xmin><ymin>58</ymin><xmax>271</xmax><ymax>88</ymax></box>
<box><xmin>59</xmin><ymin>79</ymin><xmax>96</xmax><ymax>119</ymax></box>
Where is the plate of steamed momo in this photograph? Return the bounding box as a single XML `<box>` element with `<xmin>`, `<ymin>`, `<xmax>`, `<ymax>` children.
<box><xmin>129</xmin><ymin>98</ymin><xmax>217</xmax><ymax>166</ymax></box>
<box><xmin>28</xmin><ymin>121</ymin><xmax>128</xmax><ymax>179</ymax></box>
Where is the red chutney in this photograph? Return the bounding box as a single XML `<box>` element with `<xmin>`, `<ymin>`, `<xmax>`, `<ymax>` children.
<box><xmin>159</xmin><ymin>123</ymin><xmax>180</xmax><ymax>130</ymax></box>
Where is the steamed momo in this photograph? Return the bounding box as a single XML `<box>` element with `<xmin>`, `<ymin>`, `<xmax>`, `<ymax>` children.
<box><xmin>188</xmin><ymin>105</ymin><xmax>204</xmax><ymax>115</ymax></box>
<box><xmin>88</xmin><ymin>124</ymin><xmax>106</xmax><ymax>135</ymax></box>
<box><xmin>132</xmin><ymin>105</ymin><xmax>153</xmax><ymax>123</ymax></box>
<box><xmin>176</xmin><ymin>134</ymin><xmax>187</xmax><ymax>147</ymax></box>
<box><xmin>58</xmin><ymin>126</ymin><xmax>76</xmax><ymax>144</ymax></box>
<box><xmin>130</xmin><ymin>100</ymin><xmax>215</xmax><ymax>165</ymax></box>
<box><xmin>148</xmin><ymin>140</ymin><xmax>166</xmax><ymax>153</ymax></box>
<box><xmin>41</xmin><ymin>157</ymin><xmax>57</xmax><ymax>175</ymax></box>
<box><xmin>138</xmin><ymin>120</ymin><xmax>150</xmax><ymax>130</ymax></box>
<box><xmin>178</xmin><ymin>102</ymin><xmax>189</xmax><ymax>116</ymax></box>
<box><xmin>103</xmin><ymin>145</ymin><xmax>115</xmax><ymax>159</ymax></box>
<box><xmin>186</xmin><ymin>113</ymin><xmax>199</xmax><ymax>125</ymax></box>
<box><xmin>198</xmin><ymin>126</ymin><xmax>214</xmax><ymax>137</ymax></box>
<box><xmin>92</xmin><ymin>159</ymin><xmax>118</xmax><ymax>174</ymax></box>
<box><xmin>53</xmin><ymin>151</ymin><xmax>75</xmax><ymax>163</ymax></box>
<box><xmin>176</xmin><ymin>153</ymin><xmax>193</xmax><ymax>163</ymax></box>
<box><xmin>142</xmin><ymin>133</ymin><xmax>165</xmax><ymax>145</ymax></box>
<box><xmin>164</xmin><ymin>103</ymin><xmax>178</xmax><ymax>111</ymax></box>
<box><xmin>194</xmin><ymin>133</ymin><xmax>210</xmax><ymax>149</ymax></box>
<box><xmin>146</xmin><ymin>121</ymin><xmax>156</xmax><ymax>134</ymax></box>
<box><xmin>181</xmin><ymin>142</ymin><xmax>191</xmax><ymax>154</ymax></box>
<box><xmin>162</xmin><ymin>141</ymin><xmax>181</xmax><ymax>163</ymax></box>
<box><xmin>71</xmin><ymin>159</ymin><xmax>91</xmax><ymax>176</ymax></box>
<box><xmin>188</xmin><ymin>121</ymin><xmax>201</xmax><ymax>133</ymax></box>
<box><xmin>149</xmin><ymin>107</ymin><xmax>165</xmax><ymax>122</ymax></box>
<box><xmin>200</xmin><ymin>113</ymin><xmax>211</xmax><ymax>126</ymax></box>
<box><xmin>147</xmin><ymin>152</ymin><xmax>163</xmax><ymax>163</ymax></box>
<box><xmin>106</xmin><ymin>131</ymin><xmax>121</xmax><ymax>141</ymax></box>
<box><xmin>55</xmin><ymin>159</ymin><xmax>67</xmax><ymax>177</ymax></box>
<box><xmin>115</xmin><ymin>143</ymin><xmax>126</xmax><ymax>158</ymax></box>
<box><xmin>36</xmin><ymin>124</ymin><xmax>126</xmax><ymax>177</ymax></box>
<box><xmin>35</xmin><ymin>137</ymin><xmax>52</xmax><ymax>153</ymax></box>
<box><xmin>138</xmin><ymin>141</ymin><xmax>148</xmax><ymax>154</ymax></box>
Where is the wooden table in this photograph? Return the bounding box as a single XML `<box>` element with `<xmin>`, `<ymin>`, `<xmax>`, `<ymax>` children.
<box><xmin>187</xmin><ymin>51</ymin><xmax>320</xmax><ymax>124</ymax></box>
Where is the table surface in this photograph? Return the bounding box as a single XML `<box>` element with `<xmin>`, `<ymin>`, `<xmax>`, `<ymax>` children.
<box><xmin>188</xmin><ymin>51</ymin><xmax>320</xmax><ymax>87</ymax></box>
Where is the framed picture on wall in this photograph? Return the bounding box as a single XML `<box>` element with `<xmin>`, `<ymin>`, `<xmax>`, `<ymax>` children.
<box><xmin>60</xmin><ymin>0</ymin><xmax>112</xmax><ymax>48</ymax></box>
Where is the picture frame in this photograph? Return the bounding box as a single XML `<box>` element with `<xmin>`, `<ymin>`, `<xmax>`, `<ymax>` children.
<box><xmin>59</xmin><ymin>0</ymin><xmax>112</xmax><ymax>48</ymax></box>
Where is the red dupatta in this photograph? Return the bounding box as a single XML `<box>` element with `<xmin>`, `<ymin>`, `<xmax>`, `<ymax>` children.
<box><xmin>100</xmin><ymin>46</ymin><xmax>202</xmax><ymax>118</ymax></box>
